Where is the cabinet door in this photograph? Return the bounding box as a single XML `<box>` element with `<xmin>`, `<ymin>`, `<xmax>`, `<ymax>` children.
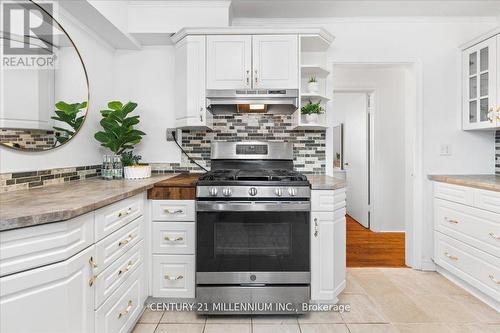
<box><xmin>207</xmin><ymin>35</ymin><xmax>252</xmax><ymax>89</ymax></box>
<box><xmin>252</xmin><ymin>35</ymin><xmax>298</xmax><ymax>89</ymax></box>
<box><xmin>311</xmin><ymin>209</ymin><xmax>346</xmax><ymax>301</ymax></box>
<box><xmin>463</xmin><ymin>37</ymin><xmax>497</xmax><ymax>130</ymax></box>
<box><xmin>0</xmin><ymin>246</ymin><xmax>96</xmax><ymax>333</ymax></box>
<box><xmin>175</xmin><ymin>36</ymin><xmax>209</xmax><ymax>128</ymax></box>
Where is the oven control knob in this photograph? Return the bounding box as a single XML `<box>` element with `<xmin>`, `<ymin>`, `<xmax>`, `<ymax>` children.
<box><xmin>248</xmin><ymin>187</ymin><xmax>258</xmax><ymax>196</ymax></box>
<box><xmin>222</xmin><ymin>188</ymin><xmax>232</xmax><ymax>197</ymax></box>
<box><xmin>275</xmin><ymin>188</ymin><xmax>283</xmax><ymax>197</ymax></box>
<box><xmin>209</xmin><ymin>187</ymin><xmax>218</xmax><ymax>197</ymax></box>
<box><xmin>288</xmin><ymin>188</ymin><xmax>298</xmax><ymax>196</ymax></box>
<box><xmin>250</xmin><ymin>274</ymin><xmax>257</xmax><ymax>281</ymax></box>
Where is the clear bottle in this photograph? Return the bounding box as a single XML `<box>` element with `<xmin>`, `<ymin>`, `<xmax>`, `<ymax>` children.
<box><xmin>113</xmin><ymin>155</ymin><xmax>123</xmax><ymax>179</ymax></box>
<box><xmin>102</xmin><ymin>155</ymin><xmax>113</xmax><ymax>180</ymax></box>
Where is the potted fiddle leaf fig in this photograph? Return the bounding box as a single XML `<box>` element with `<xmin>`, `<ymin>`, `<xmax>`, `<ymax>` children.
<box><xmin>301</xmin><ymin>100</ymin><xmax>324</xmax><ymax>124</ymax></box>
<box><xmin>51</xmin><ymin>101</ymin><xmax>87</xmax><ymax>144</ymax></box>
<box><xmin>94</xmin><ymin>101</ymin><xmax>150</xmax><ymax>179</ymax></box>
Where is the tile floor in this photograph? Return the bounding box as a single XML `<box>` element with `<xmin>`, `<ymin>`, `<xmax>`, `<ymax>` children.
<box><xmin>132</xmin><ymin>268</ymin><xmax>500</xmax><ymax>333</ymax></box>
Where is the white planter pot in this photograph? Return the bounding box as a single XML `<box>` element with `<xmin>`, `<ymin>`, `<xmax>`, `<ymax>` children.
<box><xmin>305</xmin><ymin>114</ymin><xmax>319</xmax><ymax>123</ymax></box>
<box><xmin>307</xmin><ymin>81</ymin><xmax>319</xmax><ymax>93</ymax></box>
<box><xmin>123</xmin><ymin>165</ymin><xmax>151</xmax><ymax>179</ymax></box>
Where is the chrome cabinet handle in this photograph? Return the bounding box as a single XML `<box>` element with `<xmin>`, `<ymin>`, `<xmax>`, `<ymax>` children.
<box><xmin>200</xmin><ymin>107</ymin><xmax>203</xmax><ymax>122</ymax></box>
<box><xmin>489</xmin><ymin>274</ymin><xmax>500</xmax><ymax>285</ymax></box>
<box><xmin>165</xmin><ymin>274</ymin><xmax>184</xmax><ymax>281</ymax></box>
<box><xmin>89</xmin><ymin>256</ymin><xmax>98</xmax><ymax>269</ymax></box>
<box><xmin>314</xmin><ymin>218</ymin><xmax>319</xmax><ymax>238</ymax></box>
<box><xmin>489</xmin><ymin>232</ymin><xmax>500</xmax><ymax>240</ymax></box>
<box><xmin>164</xmin><ymin>236</ymin><xmax>184</xmax><ymax>242</ymax></box>
<box><xmin>118</xmin><ymin>207</ymin><xmax>132</xmax><ymax>218</ymax></box>
<box><xmin>444</xmin><ymin>217</ymin><xmax>459</xmax><ymax>224</ymax></box>
<box><xmin>118</xmin><ymin>234</ymin><xmax>135</xmax><ymax>247</ymax></box>
<box><xmin>444</xmin><ymin>251</ymin><xmax>458</xmax><ymax>261</ymax></box>
<box><xmin>254</xmin><ymin>69</ymin><xmax>258</xmax><ymax>85</ymax></box>
<box><xmin>118</xmin><ymin>300</ymin><xmax>133</xmax><ymax>319</ymax></box>
<box><xmin>118</xmin><ymin>260</ymin><xmax>134</xmax><ymax>276</ymax></box>
<box><xmin>246</xmin><ymin>70</ymin><xmax>250</xmax><ymax>85</ymax></box>
<box><xmin>164</xmin><ymin>209</ymin><xmax>184</xmax><ymax>214</ymax></box>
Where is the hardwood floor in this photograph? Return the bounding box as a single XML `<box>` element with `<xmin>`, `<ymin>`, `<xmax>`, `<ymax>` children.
<box><xmin>346</xmin><ymin>215</ymin><xmax>406</xmax><ymax>267</ymax></box>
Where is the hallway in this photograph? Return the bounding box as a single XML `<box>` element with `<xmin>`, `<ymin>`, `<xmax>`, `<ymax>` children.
<box><xmin>346</xmin><ymin>216</ymin><xmax>406</xmax><ymax>267</ymax></box>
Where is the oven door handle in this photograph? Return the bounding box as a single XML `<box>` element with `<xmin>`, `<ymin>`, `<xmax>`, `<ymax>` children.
<box><xmin>196</xmin><ymin>201</ymin><xmax>310</xmax><ymax>212</ymax></box>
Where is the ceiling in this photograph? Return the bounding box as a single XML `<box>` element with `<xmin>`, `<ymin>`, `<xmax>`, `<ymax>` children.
<box><xmin>229</xmin><ymin>0</ymin><xmax>500</xmax><ymax>18</ymax></box>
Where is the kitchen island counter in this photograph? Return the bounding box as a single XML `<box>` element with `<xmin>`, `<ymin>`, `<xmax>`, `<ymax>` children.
<box><xmin>307</xmin><ymin>175</ymin><xmax>347</xmax><ymax>190</ymax></box>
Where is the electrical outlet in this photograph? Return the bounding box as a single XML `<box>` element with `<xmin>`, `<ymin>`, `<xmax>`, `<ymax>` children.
<box><xmin>166</xmin><ymin>128</ymin><xmax>177</xmax><ymax>142</ymax></box>
<box><xmin>439</xmin><ymin>144</ymin><xmax>452</xmax><ymax>156</ymax></box>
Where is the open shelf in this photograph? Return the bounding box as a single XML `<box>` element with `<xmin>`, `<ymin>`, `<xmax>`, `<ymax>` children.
<box><xmin>301</xmin><ymin>65</ymin><xmax>330</xmax><ymax>77</ymax></box>
<box><xmin>301</xmin><ymin>93</ymin><xmax>330</xmax><ymax>102</ymax></box>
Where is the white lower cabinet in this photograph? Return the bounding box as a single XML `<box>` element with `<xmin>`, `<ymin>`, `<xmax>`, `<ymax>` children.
<box><xmin>310</xmin><ymin>188</ymin><xmax>347</xmax><ymax>302</ymax></box>
<box><xmin>0</xmin><ymin>246</ymin><xmax>96</xmax><ymax>333</ymax></box>
<box><xmin>95</xmin><ymin>265</ymin><xmax>146</xmax><ymax>333</ymax></box>
<box><xmin>152</xmin><ymin>255</ymin><xmax>195</xmax><ymax>298</ymax></box>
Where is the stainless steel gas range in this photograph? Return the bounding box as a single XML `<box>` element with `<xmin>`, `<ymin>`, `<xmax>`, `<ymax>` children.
<box><xmin>195</xmin><ymin>141</ymin><xmax>311</xmax><ymax>314</ymax></box>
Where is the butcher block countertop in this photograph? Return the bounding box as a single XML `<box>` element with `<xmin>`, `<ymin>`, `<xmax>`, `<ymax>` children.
<box><xmin>148</xmin><ymin>173</ymin><xmax>201</xmax><ymax>200</ymax></box>
<box><xmin>428</xmin><ymin>174</ymin><xmax>500</xmax><ymax>192</ymax></box>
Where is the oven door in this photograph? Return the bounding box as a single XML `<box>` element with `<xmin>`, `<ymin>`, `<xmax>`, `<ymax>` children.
<box><xmin>196</xmin><ymin>201</ymin><xmax>310</xmax><ymax>285</ymax></box>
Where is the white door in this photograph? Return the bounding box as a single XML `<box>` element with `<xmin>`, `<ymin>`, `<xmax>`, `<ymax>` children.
<box><xmin>206</xmin><ymin>35</ymin><xmax>252</xmax><ymax>90</ymax></box>
<box><xmin>252</xmin><ymin>35</ymin><xmax>298</xmax><ymax>89</ymax></box>
<box><xmin>462</xmin><ymin>36</ymin><xmax>497</xmax><ymax>130</ymax></box>
<box><xmin>339</xmin><ymin>93</ymin><xmax>370</xmax><ymax>228</ymax></box>
<box><xmin>0</xmin><ymin>246</ymin><xmax>96</xmax><ymax>333</ymax></box>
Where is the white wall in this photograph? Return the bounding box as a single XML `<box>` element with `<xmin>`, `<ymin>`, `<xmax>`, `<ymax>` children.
<box><xmin>333</xmin><ymin>66</ymin><xmax>407</xmax><ymax>232</ymax></box>
<box><xmin>0</xmin><ymin>8</ymin><xmax>115</xmax><ymax>173</ymax></box>
<box><xmin>112</xmin><ymin>46</ymin><xmax>181</xmax><ymax>163</ymax></box>
<box><xmin>234</xmin><ymin>17</ymin><xmax>497</xmax><ymax>267</ymax></box>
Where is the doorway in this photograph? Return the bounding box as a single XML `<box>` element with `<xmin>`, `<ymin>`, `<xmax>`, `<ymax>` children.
<box><xmin>332</xmin><ymin>64</ymin><xmax>412</xmax><ymax>267</ymax></box>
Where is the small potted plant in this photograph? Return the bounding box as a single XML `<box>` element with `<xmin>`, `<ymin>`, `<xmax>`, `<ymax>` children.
<box><xmin>121</xmin><ymin>151</ymin><xmax>151</xmax><ymax>179</ymax></box>
<box><xmin>307</xmin><ymin>77</ymin><xmax>319</xmax><ymax>93</ymax></box>
<box><xmin>94</xmin><ymin>101</ymin><xmax>148</xmax><ymax>179</ymax></box>
<box><xmin>301</xmin><ymin>100</ymin><xmax>324</xmax><ymax>124</ymax></box>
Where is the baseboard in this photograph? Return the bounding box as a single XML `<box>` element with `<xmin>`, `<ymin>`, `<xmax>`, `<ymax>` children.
<box><xmin>419</xmin><ymin>259</ymin><xmax>436</xmax><ymax>271</ymax></box>
<box><xmin>436</xmin><ymin>266</ymin><xmax>500</xmax><ymax>312</ymax></box>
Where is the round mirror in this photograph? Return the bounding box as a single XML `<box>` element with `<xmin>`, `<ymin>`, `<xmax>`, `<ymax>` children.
<box><xmin>0</xmin><ymin>0</ymin><xmax>89</xmax><ymax>151</ymax></box>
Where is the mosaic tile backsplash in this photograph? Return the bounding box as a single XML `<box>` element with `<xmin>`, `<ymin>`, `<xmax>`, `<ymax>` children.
<box><xmin>0</xmin><ymin>129</ymin><xmax>57</xmax><ymax>150</ymax></box>
<box><xmin>179</xmin><ymin>114</ymin><xmax>326</xmax><ymax>173</ymax></box>
<box><xmin>496</xmin><ymin>130</ymin><xmax>500</xmax><ymax>175</ymax></box>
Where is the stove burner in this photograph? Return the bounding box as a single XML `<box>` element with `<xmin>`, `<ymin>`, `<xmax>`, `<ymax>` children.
<box><xmin>198</xmin><ymin>169</ymin><xmax>308</xmax><ymax>182</ymax></box>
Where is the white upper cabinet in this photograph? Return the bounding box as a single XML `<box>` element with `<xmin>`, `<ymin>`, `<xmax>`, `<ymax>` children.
<box><xmin>252</xmin><ymin>35</ymin><xmax>298</xmax><ymax>89</ymax></box>
<box><xmin>206</xmin><ymin>34</ymin><xmax>299</xmax><ymax>90</ymax></box>
<box><xmin>175</xmin><ymin>35</ymin><xmax>211</xmax><ymax>129</ymax></box>
<box><xmin>206</xmin><ymin>35</ymin><xmax>252</xmax><ymax>90</ymax></box>
<box><xmin>462</xmin><ymin>36</ymin><xmax>498</xmax><ymax>130</ymax></box>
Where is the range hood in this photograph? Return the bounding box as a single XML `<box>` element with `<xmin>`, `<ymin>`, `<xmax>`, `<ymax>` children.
<box><xmin>206</xmin><ymin>89</ymin><xmax>299</xmax><ymax>113</ymax></box>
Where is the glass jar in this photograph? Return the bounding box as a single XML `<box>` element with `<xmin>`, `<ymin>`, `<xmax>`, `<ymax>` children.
<box><xmin>102</xmin><ymin>155</ymin><xmax>113</xmax><ymax>180</ymax></box>
<box><xmin>113</xmin><ymin>155</ymin><xmax>123</xmax><ymax>179</ymax></box>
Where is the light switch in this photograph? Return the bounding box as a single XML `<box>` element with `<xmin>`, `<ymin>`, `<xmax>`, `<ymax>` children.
<box><xmin>439</xmin><ymin>144</ymin><xmax>452</xmax><ymax>156</ymax></box>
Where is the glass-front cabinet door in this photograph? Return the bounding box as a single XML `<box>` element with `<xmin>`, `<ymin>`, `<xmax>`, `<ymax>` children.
<box><xmin>463</xmin><ymin>37</ymin><xmax>497</xmax><ymax>130</ymax></box>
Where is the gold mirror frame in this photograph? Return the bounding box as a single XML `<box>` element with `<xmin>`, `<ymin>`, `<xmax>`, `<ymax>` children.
<box><xmin>0</xmin><ymin>0</ymin><xmax>90</xmax><ymax>152</ymax></box>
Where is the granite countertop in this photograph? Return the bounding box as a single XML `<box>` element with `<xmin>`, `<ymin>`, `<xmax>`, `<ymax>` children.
<box><xmin>307</xmin><ymin>175</ymin><xmax>346</xmax><ymax>190</ymax></box>
<box><xmin>428</xmin><ymin>174</ymin><xmax>500</xmax><ymax>192</ymax></box>
<box><xmin>0</xmin><ymin>174</ymin><xmax>178</xmax><ymax>232</ymax></box>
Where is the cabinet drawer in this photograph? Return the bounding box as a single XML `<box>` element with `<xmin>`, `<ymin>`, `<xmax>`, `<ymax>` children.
<box><xmin>474</xmin><ymin>189</ymin><xmax>500</xmax><ymax>214</ymax></box>
<box><xmin>152</xmin><ymin>200</ymin><xmax>195</xmax><ymax>221</ymax></box>
<box><xmin>0</xmin><ymin>212</ymin><xmax>94</xmax><ymax>277</ymax></box>
<box><xmin>434</xmin><ymin>232</ymin><xmax>500</xmax><ymax>302</ymax></box>
<box><xmin>95</xmin><ymin>240</ymin><xmax>144</xmax><ymax>309</ymax></box>
<box><xmin>152</xmin><ymin>222</ymin><xmax>195</xmax><ymax>255</ymax></box>
<box><xmin>95</xmin><ymin>194</ymin><xmax>144</xmax><ymax>241</ymax></box>
<box><xmin>434</xmin><ymin>199</ymin><xmax>500</xmax><ymax>257</ymax></box>
<box><xmin>95</xmin><ymin>265</ymin><xmax>144</xmax><ymax>333</ymax></box>
<box><xmin>152</xmin><ymin>255</ymin><xmax>195</xmax><ymax>298</ymax></box>
<box><xmin>95</xmin><ymin>216</ymin><xmax>143</xmax><ymax>273</ymax></box>
<box><xmin>434</xmin><ymin>182</ymin><xmax>474</xmax><ymax>206</ymax></box>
